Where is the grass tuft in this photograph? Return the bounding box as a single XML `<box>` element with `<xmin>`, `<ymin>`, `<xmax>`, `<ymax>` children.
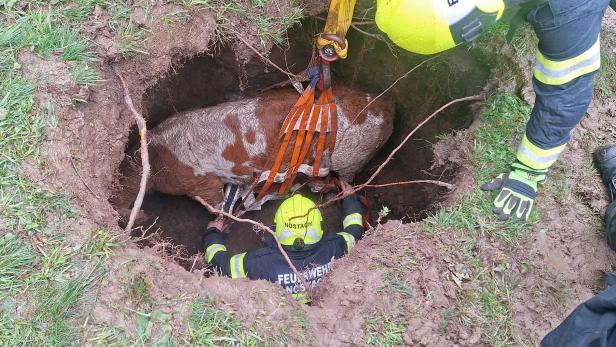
<box><xmin>71</xmin><ymin>63</ymin><xmax>104</xmax><ymax>86</ymax></box>
<box><xmin>597</xmin><ymin>28</ymin><xmax>616</xmax><ymax>96</ymax></box>
<box><xmin>126</xmin><ymin>272</ymin><xmax>152</xmax><ymax>306</ymax></box>
<box><xmin>0</xmin><ymin>234</ymin><xmax>38</xmax><ymax>297</ymax></box>
<box><xmin>188</xmin><ymin>297</ymin><xmax>262</xmax><ymax>346</ymax></box>
<box><xmin>364</xmin><ymin>313</ymin><xmax>406</xmax><ymax>347</ymax></box>
<box><xmin>81</xmin><ymin>229</ymin><xmax>123</xmax><ymax>258</ymax></box>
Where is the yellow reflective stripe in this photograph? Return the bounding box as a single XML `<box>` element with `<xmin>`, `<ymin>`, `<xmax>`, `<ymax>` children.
<box><xmin>337</xmin><ymin>232</ymin><xmax>356</xmax><ymax>251</ymax></box>
<box><xmin>205</xmin><ymin>244</ymin><xmax>227</xmax><ymax>263</ymax></box>
<box><xmin>343</xmin><ymin>213</ymin><xmax>363</xmax><ymax>228</ymax></box>
<box><xmin>516</xmin><ymin>134</ymin><xmax>566</xmax><ymax>170</ymax></box>
<box><xmin>229</xmin><ymin>252</ymin><xmax>247</xmax><ymax>279</ymax></box>
<box><xmin>292</xmin><ymin>292</ymin><xmax>310</xmax><ymax>304</ymax></box>
<box><xmin>533</xmin><ymin>38</ymin><xmax>601</xmax><ymax>85</ymax></box>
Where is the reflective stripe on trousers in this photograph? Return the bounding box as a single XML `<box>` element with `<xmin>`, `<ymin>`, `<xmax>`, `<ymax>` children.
<box><xmin>343</xmin><ymin>213</ymin><xmax>363</xmax><ymax>228</ymax></box>
<box><xmin>533</xmin><ymin>38</ymin><xmax>601</xmax><ymax>86</ymax></box>
<box><xmin>230</xmin><ymin>252</ymin><xmax>247</xmax><ymax>278</ymax></box>
<box><xmin>516</xmin><ymin>134</ymin><xmax>566</xmax><ymax>170</ymax></box>
<box><xmin>292</xmin><ymin>292</ymin><xmax>310</xmax><ymax>304</ymax></box>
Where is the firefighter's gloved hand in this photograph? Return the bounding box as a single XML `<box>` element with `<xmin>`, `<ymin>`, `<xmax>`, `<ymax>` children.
<box><xmin>481</xmin><ymin>162</ymin><xmax>547</xmax><ymax>222</ymax></box>
<box><xmin>206</xmin><ymin>215</ymin><xmax>229</xmax><ymax>233</ymax></box>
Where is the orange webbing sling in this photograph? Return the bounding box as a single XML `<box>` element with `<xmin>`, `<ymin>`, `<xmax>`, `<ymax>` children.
<box><xmin>255</xmin><ymin>0</ymin><xmax>355</xmax><ymax>200</ymax></box>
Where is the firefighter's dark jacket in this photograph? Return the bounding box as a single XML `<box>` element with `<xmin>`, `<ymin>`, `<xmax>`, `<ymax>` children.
<box><xmin>202</xmin><ymin>194</ymin><xmax>364</xmax><ymax>297</ymax></box>
<box><xmin>541</xmin><ymin>273</ymin><xmax>616</xmax><ymax>347</ymax></box>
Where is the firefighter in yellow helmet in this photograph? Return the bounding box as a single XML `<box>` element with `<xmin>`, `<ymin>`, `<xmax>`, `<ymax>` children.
<box><xmin>202</xmin><ymin>181</ymin><xmax>365</xmax><ymax>303</ymax></box>
<box><xmin>374</xmin><ymin>0</ymin><xmax>613</xmax><ymax>222</ymax></box>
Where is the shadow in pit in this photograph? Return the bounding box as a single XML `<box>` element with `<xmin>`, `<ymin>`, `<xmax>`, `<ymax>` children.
<box><xmin>111</xmin><ymin>17</ymin><xmax>489</xmax><ymax>270</ymax></box>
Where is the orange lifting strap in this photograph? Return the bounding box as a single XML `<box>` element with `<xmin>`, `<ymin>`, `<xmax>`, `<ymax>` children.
<box><xmin>256</xmin><ymin>0</ymin><xmax>355</xmax><ymax>200</ymax></box>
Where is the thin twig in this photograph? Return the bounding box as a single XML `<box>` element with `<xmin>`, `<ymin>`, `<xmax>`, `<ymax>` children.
<box><xmin>350</xmin><ymin>23</ymin><xmax>392</xmax><ymax>47</ymax></box>
<box><xmin>69</xmin><ymin>155</ymin><xmax>100</xmax><ymax>199</ymax></box>
<box><xmin>318</xmin><ymin>95</ymin><xmax>483</xmax><ymax>209</ymax></box>
<box><xmin>114</xmin><ymin>69</ymin><xmax>150</xmax><ymax>234</ymax></box>
<box><xmin>194</xmin><ymin>196</ymin><xmax>312</xmax><ymax>297</ymax></box>
<box><xmin>189</xmin><ymin>254</ymin><xmax>200</xmax><ymax>273</ymax></box>
<box><xmin>234</xmin><ymin>34</ymin><xmax>300</xmax><ymax>79</ymax></box>
<box><xmin>363</xmin><ymin>180</ymin><xmax>454</xmax><ymax>190</ymax></box>
<box><xmin>350</xmin><ymin>55</ymin><xmax>440</xmax><ymax>125</ymax></box>
<box><xmin>361</xmin><ymin>95</ymin><xmax>483</xmax><ymax>188</ymax></box>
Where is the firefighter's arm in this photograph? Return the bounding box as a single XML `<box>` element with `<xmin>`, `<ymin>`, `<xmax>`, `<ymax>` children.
<box><xmin>336</xmin><ymin>181</ymin><xmax>365</xmax><ymax>252</ymax></box>
<box><xmin>202</xmin><ymin>226</ymin><xmax>233</xmax><ymax>277</ymax></box>
<box><xmin>203</xmin><ymin>226</ymin><xmax>250</xmax><ymax>279</ymax></box>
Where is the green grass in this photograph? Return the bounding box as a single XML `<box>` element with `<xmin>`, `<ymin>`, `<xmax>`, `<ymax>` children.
<box><xmin>0</xmin><ymin>234</ymin><xmax>38</xmax><ymax>297</ymax></box>
<box><xmin>125</xmin><ymin>272</ymin><xmax>152</xmax><ymax>306</ymax></box>
<box><xmin>472</xmin><ymin>277</ymin><xmax>514</xmax><ymax>346</ymax></box>
<box><xmin>205</xmin><ymin>0</ymin><xmax>303</xmax><ymax>47</ymax></box>
<box><xmin>421</xmin><ymin>94</ymin><xmax>535</xmax><ymax>346</ymax></box>
<box><xmin>437</xmin><ymin>307</ymin><xmax>456</xmax><ymax>334</ymax></box>
<box><xmin>424</xmin><ymin>94</ymin><xmax>535</xmax><ymax>246</ymax></box>
<box><xmin>378</xmin><ymin>268</ymin><xmax>414</xmax><ymax>298</ymax></box>
<box><xmin>71</xmin><ymin>62</ymin><xmax>104</xmax><ymax>87</ymax></box>
<box><xmin>597</xmin><ymin>28</ymin><xmax>616</xmax><ymax>96</ymax></box>
<box><xmin>0</xmin><ymin>1</ymin><xmax>309</xmax><ymax>345</ymax></box>
<box><xmin>188</xmin><ymin>297</ymin><xmax>263</xmax><ymax>346</ymax></box>
<box><xmin>0</xmin><ymin>5</ymin><xmax>104</xmax><ymax>231</ymax></box>
<box><xmin>0</xmin><ymin>264</ymin><xmax>103</xmax><ymax>346</ymax></box>
<box><xmin>80</xmin><ymin>229</ymin><xmax>123</xmax><ymax>259</ymax></box>
<box><xmin>0</xmin><ymin>4</ymin><xmax>145</xmax><ymax>344</ymax></box>
<box><xmin>363</xmin><ymin>313</ymin><xmax>406</xmax><ymax>347</ymax></box>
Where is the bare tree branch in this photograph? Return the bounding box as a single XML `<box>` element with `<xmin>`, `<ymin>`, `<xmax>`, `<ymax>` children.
<box><xmin>361</xmin><ymin>95</ymin><xmax>483</xmax><ymax>188</ymax></box>
<box><xmin>318</xmin><ymin>95</ymin><xmax>483</xmax><ymax>209</ymax></box>
<box><xmin>114</xmin><ymin>69</ymin><xmax>150</xmax><ymax>234</ymax></box>
<box><xmin>234</xmin><ymin>34</ymin><xmax>301</xmax><ymax>80</ymax></box>
<box><xmin>363</xmin><ymin>180</ymin><xmax>454</xmax><ymax>190</ymax></box>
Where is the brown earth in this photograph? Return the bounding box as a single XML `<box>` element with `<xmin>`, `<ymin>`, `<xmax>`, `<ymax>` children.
<box><xmin>18</xmin><ymin>1</ymin><xmax>616</xmax><ymax>345</ymax></box>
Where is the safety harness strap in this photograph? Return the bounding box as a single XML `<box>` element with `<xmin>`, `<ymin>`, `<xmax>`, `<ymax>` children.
<box><xmin>317</xmin><ymin>0</ymin><xmax>357</xmax><ymax>59</ymax></box>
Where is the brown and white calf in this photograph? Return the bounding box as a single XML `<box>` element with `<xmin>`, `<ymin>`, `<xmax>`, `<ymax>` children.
<box><xmin>112</xmin><ymin>86</ymin><xmax>394</xmax><ymax>214</ymax></box>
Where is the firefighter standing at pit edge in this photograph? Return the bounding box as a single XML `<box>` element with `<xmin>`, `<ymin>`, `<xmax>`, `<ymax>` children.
<box><xmin>319</xmin><ymin>0</ymin><xmax>616</xmax><ymax>222</ymax></box>
<box><xmin>202</xmin><ymin>180</ymin><xmax>364</xmax><ymax>303</ymax></box>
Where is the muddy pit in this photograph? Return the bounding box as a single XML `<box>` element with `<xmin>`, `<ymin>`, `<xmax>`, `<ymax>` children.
<box><xmin>110</xmin><ymin>21</ymin><xmax>489</xmax><ymax>270</ymax></box>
